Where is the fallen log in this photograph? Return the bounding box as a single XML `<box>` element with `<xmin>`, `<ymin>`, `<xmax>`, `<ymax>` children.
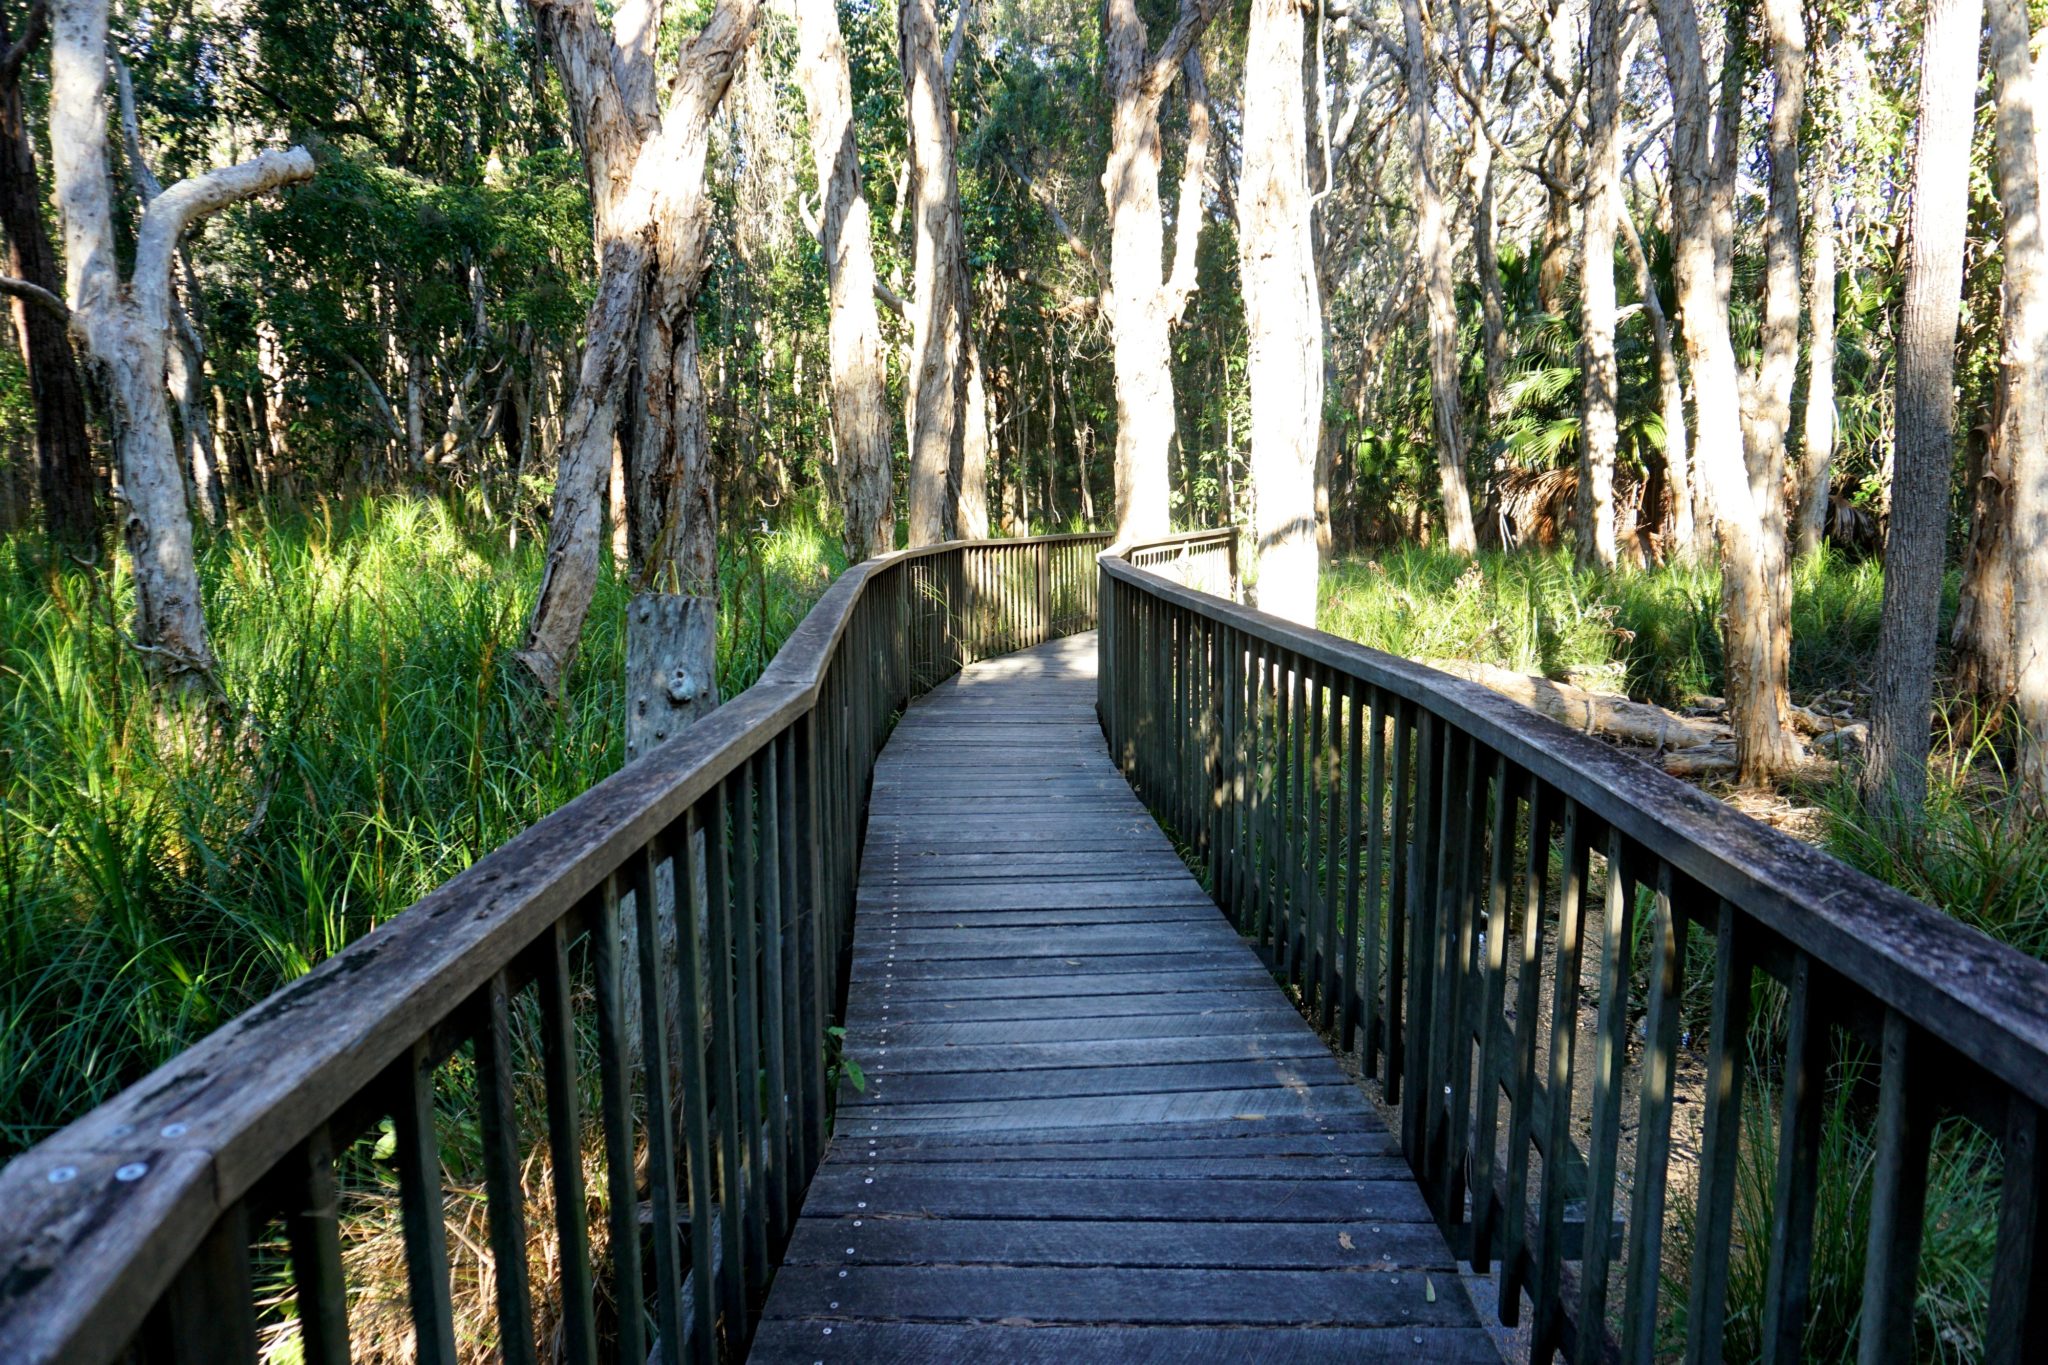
<box><xmin>1422</xmin><ymin>658</ymin><xmax>1729</xmax><ymax>750</ymax></box>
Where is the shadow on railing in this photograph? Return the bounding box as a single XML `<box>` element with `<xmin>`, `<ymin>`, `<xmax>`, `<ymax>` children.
<box><xmin>1102</xmin><ymin>537</ymin><xmax>2048</xmax><ymax>1365</ymax></box>
<box><xmin>0</xmin><ymin>531</ymin><xmax>1109</xmax><ymax>1365</ymax></box>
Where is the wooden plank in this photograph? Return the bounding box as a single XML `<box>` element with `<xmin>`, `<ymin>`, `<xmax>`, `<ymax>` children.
<box><xmin>749</xmin><ymin>1321</ymin><xmax>1500</xmax><ymax>1365</ymax></box>
<box><xmin>754</xmin><ymin>633</ymin><xmax>1494</xmax><ymax>1362</ymax></box>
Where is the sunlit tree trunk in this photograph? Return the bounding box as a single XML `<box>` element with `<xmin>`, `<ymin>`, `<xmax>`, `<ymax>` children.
<box><xmin>1399</xmin><ymin>0</ymin><xmax>1476</xmax><ymax>555</ymax></box>
<box><xmin>899</xmin><ymin>0</ymin><xmax>971</xmax><ymax>544</ymax></box>
<box><xmin>50</xmin><ymin>0</ymin><xmax>311</xmax><ymax>694</ymax></box>
<box><xmin>0</xmin><ymin>1</ymin><xmax>95</xmax><ymax>549</ymax></box>
<box><xmin>793</xmin><ymin>0</ymin><xmax>894</xmax><ymax>560</ymax></box>
<box><xmin>1985</xmin><ymin>0</ymin><xmax>2048</xmax><ymax>805</ymax></box>
<box><xmin>1241</xmin><ymin>0</ymin><xmax>1322</xmax><ymax>623</ymax></box>
<box><xmin>1104</xmin><ymin>0</ymin><xmax>1217</xmax><ymax>544</ymax></box>
<box><xmin>1866</xmin><ymin>0</ymin><xmax>1983</xmax><ymax>811</ymax></box>
<box><xmin>1576</xmin><ymin>0</ymin><xmax>1622</xmax><ymax>570</ymax></box>
<box><xmin>1650</xmin><ymin>0</ymin><xmax>1800</xmax><ymax>782</ymax></box>
<box><xmin>1620</xmin><ymin>203</ymin><xmax>1697</xmax><ymax>556</ymax></box>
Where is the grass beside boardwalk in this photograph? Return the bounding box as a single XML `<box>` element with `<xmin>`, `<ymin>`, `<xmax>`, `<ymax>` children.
<box><xmin>0</xmin><ymin>494</ymin><xmax>843</xmax><ymax>1155</ymax></box>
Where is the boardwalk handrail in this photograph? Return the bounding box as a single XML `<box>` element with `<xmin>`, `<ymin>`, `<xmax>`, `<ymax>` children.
<box><xmin>1101</xmin><ymin>540</ymin><xmax>2048</xmax><ymax>1363</ymax></box>
<box><xmin>0</xmin><ymin>531</ymin><xmax>1109</xmax><ymax>1365</ymax></box>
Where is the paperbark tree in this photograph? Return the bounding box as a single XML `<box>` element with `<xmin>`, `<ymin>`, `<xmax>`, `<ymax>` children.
<box><xmin>517</xmin><ymin>0</ymin><xmax>761</xmax><ymax>759</ymax></box>
<box><xmin>1619</xmin><ymin>200</ymin><xmax>1698</xmax><ymax>556</ymax></box>
<box><xmin>0</xmin><ymin>0</ymin><xmax>95</xmax><ymax>549</ymax></box>
<box><xmin>1240</xmin><ymin>0</ymin><xmax>1322</xmax><ymax>623</ymax></box>
<box><xmin>1575</xmin><ymin>0</ymin><xmax>1622</xmax><ymax>570</ymax></box>
<box><xmin>1865</xmin><ymin>0</ymin><xmax>1983</xmax><ymax>811</ymax></box>
<box><xmin>49</xmin><ymin>0</ymin><xmax>312</xmax><ymax>693</ymax></box>
<box><xmin>1795</xmin><ymin>198</ymin><xmax>1839</xmax><ymax>559</ymax></box>
<box><xmin>793</xmin><ymin>0</ymin><xmax>894</xmax><ymax>560</ymax></box>
<box><xmin>900</xmin><ymin>0</ymin><xmax>975</xmax><ymax>545</ymax></box>
<box><xmin>1399</xmin><ymin>0</ymin><xmax>1477</xmax><ymax>555</ymax></box>
<box><xmin>1103</xmin><ymin>0</ymin><xmax>1218</xmax><ymax>543</ymax></box>
<box><xmin>1984</xmin><ymin>0</ymin><xmax>2048</xmax><ymax>805</ymax></box>
<box><xmin>1649</xmin><ymin>0</ymin><xmax>1800</xmax><ymax>782</ymax></box>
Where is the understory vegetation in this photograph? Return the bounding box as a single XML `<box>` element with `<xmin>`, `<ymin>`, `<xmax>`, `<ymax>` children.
<box><xmin>0</xmin><ymin>494</ymin><xmax>841</xmax><ymax>1155</ymax></box>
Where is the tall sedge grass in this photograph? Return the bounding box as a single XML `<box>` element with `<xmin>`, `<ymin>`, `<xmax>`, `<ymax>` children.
<box><xmin>0</xmin><ymin>493</ymin><xmax>843</xmax><ymax>1155</ymax></box>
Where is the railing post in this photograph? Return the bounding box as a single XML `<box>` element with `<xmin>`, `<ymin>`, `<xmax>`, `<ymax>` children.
<box><xmin>1036</xmin><ymin>541</ymin><xmax>1052</xmax><ymax>644</ymax></box>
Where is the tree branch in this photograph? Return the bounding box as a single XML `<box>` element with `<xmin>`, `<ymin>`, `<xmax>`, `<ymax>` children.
<box><xmin>1140</xmin><ymin>0</ymin><xmax>1222</xmax><ymax>99</ymax></box>
<box><xmin>1162</xmin><ymin>47</ymin><xmax>1210</xmax><ymax>324</ymax></box>
<box><xmin>0</xmin><ymin>273</ymin><xmax>68</xmax><ymax>319</ymax></box>
<box><xmin>134</xmin><ymin>148</ymin><xmax>315</xmax><ymax>322</ymax></box>
<box><xmin>0</xmin><ymin>0</ymin><xmax>46</xmax><ymax>88</ymax></box>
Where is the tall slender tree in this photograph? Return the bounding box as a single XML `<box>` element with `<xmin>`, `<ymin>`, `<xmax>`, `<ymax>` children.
<box><xmin>793</xmin><ymin>0</ymin><xmax>894</xmax><ymax>561</ymax></box>
<box><xmin>49</xmin><ymin>0</ymin><xmax>312</xmax><ymax>693</ymax></box>
<box><xmin>1241</xmin><ymin>0</ymin><xmax>1322</xmax><ymax>623</ymax></box>
<box><xmin>0</xmin><ymin>0</ymin><xmax>95</xmax><ymax>549</ymax></box>
<box><xmin>1649</xmin><ymin>0</ymin><xmax>1800</xmax><ymax>781</ymax></box>
<box><xmin>1865</xmin><ymin>0</ymin><xmax>1984</xmax><ymax>811</ymax></box>
<box><xmin>1103</xmin><ymin>0</ymin><xmax>1218</xmax><ymax>543</ymax></box>
<box><xmin>1399</xmin><ymin>0</ymin><xmax>1477</xmax><ymax>555</ymax></box>
<box><xmin>1575</xmin><ymin>0</ymin><xmax>1623</xmax><ymax>570</ymax></box>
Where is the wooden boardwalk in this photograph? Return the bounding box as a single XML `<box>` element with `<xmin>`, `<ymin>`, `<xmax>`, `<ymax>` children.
<box><xmin>752</xmin><ymin>634</ymin><xmax>1499</xmax><ymax>1362</ymax></box>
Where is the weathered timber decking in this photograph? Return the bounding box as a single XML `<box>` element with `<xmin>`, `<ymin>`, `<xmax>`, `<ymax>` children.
<box><xmin>752</xmin><ymin>633</ymin><xmax>1499</xmax><ymax>1363</ymax></box>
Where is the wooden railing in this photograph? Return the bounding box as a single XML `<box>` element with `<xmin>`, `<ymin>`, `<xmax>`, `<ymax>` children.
<box><xmin>1101</xmin><ymin>540</ymin><xmax>2048</xmax><ymax>1364</ymax></box>
<box><xmin>0</xmin><ymin>532</ymin><xmax>1109</xmax><ymax>1365</ymax></box>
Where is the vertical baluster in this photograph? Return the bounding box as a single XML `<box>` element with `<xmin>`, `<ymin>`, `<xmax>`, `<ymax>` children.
<box><xmin>707</xmin><ymin>784</ymin><xmax>749</xmax><ymax>1338</ymax></box>
<box><xmin>631</xmin><ymin>841</ymin><xmax>685</xmax><ymax>1365</ymax></box>
<box><xmin>537</xmin><ymin>914</ymin><xmax>597</xmax><ymax>1365</ymax></box>
<box><xmin>794</xmin><ymin>718</ymin><xmax>827</xmax><ymax>1172</ymax></box>
<box><xmin>756</xmin><ymin>748</ymin><xmax>792</xmax><ymax>1247</ymax></box>
<box><xmin>1621</xmin><ymin>864</ymin><xmax>1688</xmax><ymax>1365</ymax></box>
<box><xmin>1304</xmin><ymin>666</ymin><xmax>1326</xmax><ymax>1008</ymax></box>
<box><xmin>1499</xmin><ymin>780</ymin><xmax>1553</xmax><ymax>1327</ymax></box>
<box><xmin>1989</xmin><ymin>1097</ymin><xmax>2048</xmax><ymax>1365</ymax></box>
<box><xmin>284</xmin><ymin>1124</ymin><xmax>349</xmax><ymax>1365</ymax></box>
<box><xmin>1320</xmin><ymin>669</ymin><xmax>1342</xmax><ymax>1032</ymax></box>
<box><xmin>1683</xmin><ymin>907</ymin><xmax>1755</xmax><ymax>1365</ymax></box>
<box><xmin>390</xmin><ymin>1038</ymin><xmax>459</xmax><ymax>1365</ymax></box>
<box><xmin>1289</xmin><ymin>657</ymin><xmax>1311</xmax><ymax>984</ymax></box>
<box><xmin>476</xmin><ymin>972</ymin><xmax>537</xmax><ymax>1365</ymax></box>
<box><xmin>1428</xmin><ymin>729</ymin><xmax>1475</xmax><ymax>1214</ymax></box>
<box><xmin>1468</xmin><ymin>753</ymin><xmax>1516</xmax><ymax>1271</ymax></box>
<box><xmin>1250</xmin><ymin>649</ymin><xmax>1272</xmax><ymax>951</ymax></box>
<box><xmin>1358</xmin><ymin>689</ymin><xmax>1386</xmax><ymax>1069</ymax></box>
<box><xmin>732</xmin><ymin>765</ymin><xmax>771</xmax><ymax>1288</ymax></box>
<box><xmin>1383</xmin><ymin>701</ymin><xmax>1413</xmax><ymax>1101</ymax></box>
<box><xmin>1575</xmin><ymin>830</ymin><xmax>1639</xmax><ymax>1357</ymax></box>
<box><xmin>1854</xmin><ymin>1010</ymin><xmax>1934</xmax><ymax>1365</ymax></box>
<box><xmin>160</xmin><ymin>1201</ymin><xmax>259</xmax><ymax>1364</ymax></box>
<box><xmin>1530</xmin><ymin>804</ymin><xmax>1592</xmax><ymax>1358</ymax></box>
<box><xmin>1399</xmin><ymin>709</ymin><xmax>1439</xmax><ymax>1156</ymax></box>
<box><xmin>666</xmin><ymin>812</ymin><xmax>717</xmax><ymax>1362</ymax></box>
<box><xmin>1757</xmin><ymin>951</ymin><xmax>1827</xmax><ymax>1364</ymax></box>
<box><xmin>591</xmin><ymin>877</ymin><xmax>647</xmax><ymax>1362</ymax></box>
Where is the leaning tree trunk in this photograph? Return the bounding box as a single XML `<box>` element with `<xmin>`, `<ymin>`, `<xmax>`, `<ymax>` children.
<box><xmin>0</xmin><ymin>2</ymin><xmax>95</xmax><ymax>549</ymax></box>
<box><xmin>1650</xmin><ymin>0</ymin><xmax>1800</xmax><ymax>782</ymax></box>
<box><xmin>793</xmin><ymin>0</ymin><xmax>894</xmax><ymax>561</ymax></box>
<box><xmin>1399</xmin><ymin>0</ymin><xmax>1477</xmax><ymax>556</ymax></box>
<box><xmin>1985</xmin><ymin>0</ymin><xmax>2048</xmax><ymax>807</ymax></box>
<box><xmin>1620</xmin><ymin>204</ymin><xmax>1697</xmax><ymax>556</ymax></box>
<box><xmin>1240</xmin><ymin>0</ymin><xmax>1322</xmax><ymax>624</ymax></box>
<box><xmin>1103</xmin><ymin>0</ymin><xmax>1217</xmax><ymax>545</ymax></box>
<box><xmin>1866</xmin><ymin>0</ymin><xmax>1984</xmax><ymax>812</ymax></box>
<box><xmin>50</xmin><ymin>0</ymin><xmax>311</xmax><ymax>693</ymax></box>
<box><xmin>899</xmin><ymin>0</ymin><xmax>971</xmax><ymax>545</ymax></box>
<box><xmin>1576</xmin><ymin>0</ymin><xmax>1623</xmax><ymax>570</ymax></box>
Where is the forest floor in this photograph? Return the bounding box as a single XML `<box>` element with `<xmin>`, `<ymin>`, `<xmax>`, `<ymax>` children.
<box><xmin>0</xmin><ymin>492</ymin><xmax>845</xmax><ymax>1157</ymax></box>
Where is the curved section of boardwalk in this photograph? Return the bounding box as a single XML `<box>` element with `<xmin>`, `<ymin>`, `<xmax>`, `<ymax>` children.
<box><xmin>753</xmin><ymin>634</ymin><xmax>1498</xmax><ymax>1363</ymax></box>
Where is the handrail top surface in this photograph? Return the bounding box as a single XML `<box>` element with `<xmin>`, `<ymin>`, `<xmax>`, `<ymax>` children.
<box><xmin>0</xmin><ymin>529</ymin><xmax>1110</xmax><ymax>1364</ymax></box>
<box><xmin>1102</xmin><ymin>551</ymin><xmax>2048</xmax><ymax>1110</ymax></box>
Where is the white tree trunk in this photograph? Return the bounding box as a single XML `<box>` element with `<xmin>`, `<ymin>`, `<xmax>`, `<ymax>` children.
<box><xmin>1399</xmin><ymin>0</ymin><xmax>1477</xmax><ymax>555</ymax></box>
<box><xmin>793</xmin><ymin>0</ymin><xmax>894</xmax><ymax>560</ymax></box>
<box><xmin>1576</xmin><ymin>0</ymin><xmax>1622</xmax><ymax>570</ymax></box>
<box><xmin>1103</xmin><ymin>0</ymin><xmax>1216</xmax><ymax>545</ymax></box>
<box><xmin>1650</xmin><ymin>0</ymin><xmax>1800</xmax><ymax>782</ymax></box>
<box><xmin>1988</xmin><ymin>0</ymin><xmax>2048</xmax><ymax>806</ymax></box>
<box><xmin>1240</xmin><ymin>0</ymin><xmax>1322</xmax><ymax>624</ymax></box>
<box><xmin>50</xmin><ymin>0</ymin><xmax>311</xmax><ymax>692</ymax></box>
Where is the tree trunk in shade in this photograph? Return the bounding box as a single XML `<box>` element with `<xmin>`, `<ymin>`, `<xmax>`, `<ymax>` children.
<box><xmin>1864</xmin><ymin>0</ymin><xmax>1983</xmax><ymax>811</ymax></box>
